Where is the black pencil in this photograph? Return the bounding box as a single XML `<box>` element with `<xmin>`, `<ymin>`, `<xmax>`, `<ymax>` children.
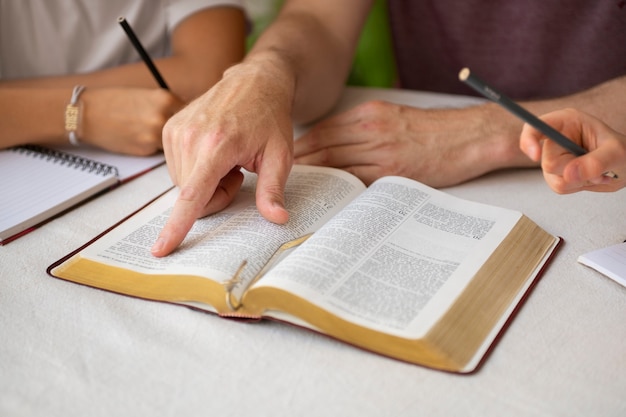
<box><xmin>459</xmin><ymin>67</ymin><xmax>617</xmax><ymax>178</ymax></box>
<box><xmin>118</xmin><ymin>16</ymin><xmax>169</xmax><ymax>90</ymax></box>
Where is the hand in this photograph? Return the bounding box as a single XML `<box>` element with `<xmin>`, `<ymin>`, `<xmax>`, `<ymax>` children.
<box><xmin>520</xmin><ymin>108</ymin><xmax>626</xmax><ymax>193</ymax></box>
<box><xmin>150</xmin><ymin>64</ymin><xmax>294</xmax><ymax>257</ymax></box>
<box><xmin>81</xmin><ymin>88</ymin><xmax>184</xmax><ymax>156</ymax></box>
<box><xmin>294</xmin><ymin>100</ymin><xmax>533</xmax><ymax>187</ymax></box>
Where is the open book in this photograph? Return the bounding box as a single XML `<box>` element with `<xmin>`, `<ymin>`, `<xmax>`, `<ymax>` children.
<box><xmin>48</xmin><ymin>165</ymin><xmax>561</xmax><ymax>373</ymax></box>
<box><xmin>0</xmin><ymin>144</ymin><xmax>164</xmax><ymax>244</ymax></box>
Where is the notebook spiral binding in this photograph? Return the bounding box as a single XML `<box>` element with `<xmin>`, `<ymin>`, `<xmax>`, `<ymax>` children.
<box><xmin>13</xmin><ymin>145</ymin><xmax>120</xmax><ymax>177</ymax></box>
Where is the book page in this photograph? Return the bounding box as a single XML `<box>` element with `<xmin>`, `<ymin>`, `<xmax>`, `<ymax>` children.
<box><xmin>256</xmin><ymin>176</ymin><xmax>523</xmax><ymax>338</ymax></box>
<box><xmin>77</xmin><ymin>166</ymin><xmax>366</xmax><ymax>299</ymax></box>
<box><xmin>578</xmin><ymin>242</ymin><xmax>626</xmax><ymax>288</ymax></box>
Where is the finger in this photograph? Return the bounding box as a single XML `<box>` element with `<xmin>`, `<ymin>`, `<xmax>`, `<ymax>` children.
<box><xmin>540</xmin><ymin>139</ymin><xmax>575</xmax><ymax>175</ymax></box>
<box><xmin>295</xmin><ymin>140</ymin><xmax>380</xmax><ymax>168</ymax></box>
<box><xmin>294</xmin><ymin>112</ymin><xmax>368</xmax><ymax>157</ymax></box>
<box><xmin>523</xmin><ymin>109</ymin><xmax>586</xmax><ymax>162</ymax></box>
<box><xmin>202</xmin><ymin>168</ymin><xmax>245</xmax><ymax>215</ymax></box>
<box><xmin>519</xmin><ymin>122</ymin><xmax>544</xmax><ymax>162</ymax></box>
<box><xmin>151</xmin><ymin>140</ymin><xmax>229</xmax><ymax>257</ymax></box>
<box><xmin>151</xmin><ymin>183</ymin><xmax>211</xmax><ymax>257</ymax></box>
<box><xmin>551</xmin><ymin>170</ymin><xmax>621</xmax><ymax>193</ymax></box>
<box><xmin>161</xmin><ymin>117</ymin><xmax>178</xmax><ymax>184</ymax></box>
<box><xmin>566</xmin><ymin>143</ymin><xmax>624</xmax><ymax>183</ymax></box>
<box><xmin>255</xmin><ymin>155</ymin><xmax>291</xmax><ymax>225</ymax></box>
<box><xmin>151</xmin><ymin>166</ymin><xmax>245</xmax><ymax>258</ymax></box>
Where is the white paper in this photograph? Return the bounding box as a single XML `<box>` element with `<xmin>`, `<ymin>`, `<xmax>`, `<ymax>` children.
<box><xmin>578</xmin><ymin>242</ymin><xmax>626</xmax><ymax>288</ymax></box>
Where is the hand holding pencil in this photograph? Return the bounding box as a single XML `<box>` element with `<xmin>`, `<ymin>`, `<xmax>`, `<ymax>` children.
<box><xmin>459</xmin><ymin>68</ymin><xmax>623</xmax><ymax>193</ymax></box>
<box><xmin>519</xmin><ymin>108</ymin><xmax>625</xmax><ymax>194</ymax></box>
<box><xmin>66</xmin><ymin>16</ymin><xmax>181</xmax><ymax>155</ymax></box>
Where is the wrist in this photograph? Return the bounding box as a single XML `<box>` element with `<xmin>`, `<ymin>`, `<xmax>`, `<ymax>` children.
<box><xmin>64</xmin><ymin>85</ymin><xmax>86</xmax><ymax>146</ymax></box>
<box><xmin>235</xmin><ymin>54</ymin><xmax>296</xmax><ymax>96</ymax></box>
<box><xmin>223</xmin><ymin>55</ymin><xmax>297</xmax><ymax>110</ymax></box>
<box><xmin>479</xmin><ymin>102</ymin><xmax>539</xmax><ymax>169</ymax></box>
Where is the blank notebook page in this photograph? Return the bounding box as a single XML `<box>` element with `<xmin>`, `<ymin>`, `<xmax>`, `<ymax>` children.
<box><xmin>578</xmin><ymin>242</ymin><xmax>626</xmax><ymax>288</ymax></box>
<box><xmin>0</xmin><ymin>147</ymin><xmax>119</xmax><ymax>241</ymax></box>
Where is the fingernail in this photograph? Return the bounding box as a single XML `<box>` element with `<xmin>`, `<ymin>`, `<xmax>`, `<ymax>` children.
<box><xmin>151</xmin><ymin>237</ymin><xmax>165</xmax><ymax>254</ymax></box>
<box><xmin>590</xmin><ymin>175</ymin><xmax>610</xmax><ymax>185</ymax></box>
<box><xmin>570</xmin><ymin>165</ymin><xmax>582</xmax><ymax>183</ymax></box>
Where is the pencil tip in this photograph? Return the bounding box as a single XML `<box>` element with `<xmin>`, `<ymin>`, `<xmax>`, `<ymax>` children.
<box><xmin>117</xmin><ymin>16</ymin><xmax>125</xmax><ymax>23</ymax></box>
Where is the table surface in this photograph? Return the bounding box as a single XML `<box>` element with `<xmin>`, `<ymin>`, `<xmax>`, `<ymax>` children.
<box><xmin>2</xmin><ymin>87</ymin><xmax>625</xmax><ymax>417</ymax></box>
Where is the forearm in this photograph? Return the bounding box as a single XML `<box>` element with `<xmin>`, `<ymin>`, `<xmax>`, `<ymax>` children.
<box><xmin>466</xmin><ymin>75</ymin><xmax>626</xmax><ymax>171</ymax></box>
<box><xmin>0</xmin><ymin>7</ymin><xmax>246</xmax><ymax>103</ymax></box>
<box><xmin>522</xmin><ymin>75</ymin><xmax>626</xmax><ymax>134</ymax></box>
<box><xmin>0</xmin><ymin>88</ymin><xmax>70</xmax><ymax>147</ymax></box>
<box><xmin>246</xmin><ymin>0</ymin><xmax>373</xmax><ymax>123</ymax></box>
<box><xmin>0</xmin><ymin>54</ymin><xmax>237</xmax><ymax>106</ymax></box>
<box><xmin>1</xmin><ymin>62</ymin><xmax>179</xmax><ymax>93</ymax></box>
<box><xmin>1</xmin><ymin>58</ymin><xmax>230</xmax><ymax>104</ymax></box>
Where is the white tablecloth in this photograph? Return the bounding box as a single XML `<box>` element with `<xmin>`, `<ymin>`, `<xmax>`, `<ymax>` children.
<box><xmin>1</xmin><ymin>87</ymin><xmax>625</xmax><ymax>416</ymax></box>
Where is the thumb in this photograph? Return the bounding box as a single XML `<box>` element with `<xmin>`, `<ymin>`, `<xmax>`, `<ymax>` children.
<box><xmin>254</xmin><ymin>158</ymin><xmax>292</xmax><ymax>225</ymax></box>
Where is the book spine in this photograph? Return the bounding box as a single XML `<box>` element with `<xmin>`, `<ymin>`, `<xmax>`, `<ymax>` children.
<box><xmin>11</xmin><ymin>145</ymin><xmax>119</xmax><ymax>177</ymax></box>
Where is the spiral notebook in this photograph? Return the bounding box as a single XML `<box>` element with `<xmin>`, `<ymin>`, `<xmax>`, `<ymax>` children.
<box><xmin>0</xmin><ymin>145</ymin><xmax>165</xmax><ymax>244</ymax></box>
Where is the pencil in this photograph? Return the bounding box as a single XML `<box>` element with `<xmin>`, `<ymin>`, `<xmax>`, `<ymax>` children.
<box><xmin>118</xmin><ymin>16</ymin><xmax>169</xmax><ymax>90</ymax></box>
<box><xmin>459</xmin><ymin>67</ymin><xmax>617</xmax><ymax>179</ymax></box>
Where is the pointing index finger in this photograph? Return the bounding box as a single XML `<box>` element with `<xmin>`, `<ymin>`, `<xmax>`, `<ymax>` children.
<box><xmin>150</xmin><ymin>184</ymin><xmax>212</xmax><ymax>257</ymax></box>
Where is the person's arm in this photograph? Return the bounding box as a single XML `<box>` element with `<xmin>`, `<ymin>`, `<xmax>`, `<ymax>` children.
<box><xmin>1</xmin><ymin>7</ymin><xmax>246</xmax><ymax>102</ymax></box>
<box><xmin>151</xmin><ymin>0</ymin><xmax>374</xmax><ymax>257</ymax></box>
<box><xmin>0</xmin><ymin>86</ymin><xmax>183</xmax><ymax>155</ymax></box>
<box><xmin>0</xmin><ymin>7</ymin><xmax>246</xmax><ymax>152</ymax></box>
<box><xmin>293</xmin><ymin>75</ymin><xmax>626</xmax><ymax>188</ymax></box>
<box><xmin>520</xmin><ymin>108</ymin><xmax>626</xmax><ymax>193</ymax></box>
<box><xmin>250</xmin><ymin>0</ymin><xmax>374</xmax><ymax>123</ymax></box>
